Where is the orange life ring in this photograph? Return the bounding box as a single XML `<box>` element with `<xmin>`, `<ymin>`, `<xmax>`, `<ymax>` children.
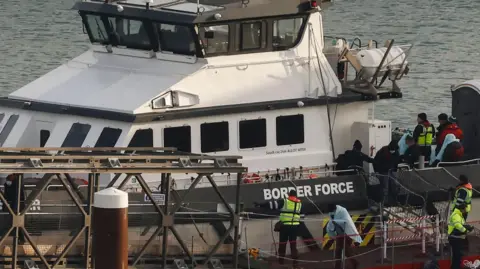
<box><xmin>308</xmin><ymin>174</ymin><xmax>317</xmax><ymax>179</ymax></box>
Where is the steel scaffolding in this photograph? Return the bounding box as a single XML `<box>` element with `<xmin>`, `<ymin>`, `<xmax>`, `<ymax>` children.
<box><xmin>0</xmin><ymin>147</ymin><xmax>247</xmax><ymax>269</ymax></box>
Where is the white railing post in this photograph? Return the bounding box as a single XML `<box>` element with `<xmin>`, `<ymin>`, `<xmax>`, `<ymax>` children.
<box><xmin>421</xmin><ymin>218</ymin><xmax>426</xmax><ymax>254</ymax></box>
<box><xmin>382</xmin><ymin>221</ymin><xmax>387</xmax><ymax>260</ymax></box>
<box><xmin>435</xmin><ymin>215</ymin><xmax>440</xmax><ymax>253</ymax></box>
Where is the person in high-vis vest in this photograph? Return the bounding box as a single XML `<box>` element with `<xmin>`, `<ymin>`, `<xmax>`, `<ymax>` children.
<box><xmin>450</xmin><ymin>175</ymin><xmax>472</xmax><ymax>220</ymax></box>
<box><xmin>254</xmin><ymin>190</ymin><xmax>302</xmax><ymax>268</ymax></box>
<box><xmin>413</xmin><ymin>113</ymin><xmax>435</xmax><ymax>161</ymax></box>
<box><xmin>448</xmin><ymin>203</ymin><xmax>473</xmax><ymax>269</ymax></box>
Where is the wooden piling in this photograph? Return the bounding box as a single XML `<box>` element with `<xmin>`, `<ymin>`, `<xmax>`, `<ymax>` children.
<box><xmin>92</xmin><ymin>187</ymin><xmax>128</xmax><ymax>269</ymax></box>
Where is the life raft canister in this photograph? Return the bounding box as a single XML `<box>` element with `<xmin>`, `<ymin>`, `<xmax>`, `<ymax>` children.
<box><xmin>242</xmin><ymin>173</ymin><xmax>261</xmax><ymax>183</ymax></box>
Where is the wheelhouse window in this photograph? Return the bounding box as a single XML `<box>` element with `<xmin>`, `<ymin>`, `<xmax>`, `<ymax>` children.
<box><xmin>199</xmin><ymin>25</ymin><xmax>229</xmax><ymax>55</ymax></box>
<box><xmin>273</xmin><ymin>17</ymin><xmax>304</xmax><ymax>50</ymax></box>
<box><xmin>240</xmin><ymin>22</ymin><xmax>263</xmax><ymax>50</ymax></box>
<box><xmin>0</xmin><ymin>115</ymin><xmax>19</xmax><ymax>146</ymax></box>
<box><xmin>163</xmin><ymin>126</ymin><xmax>191</xmax><ymax>153</ymax></box>
<box><xmin>201</xmin><ymin>122</ymin><xmax>229</xmax><ymax>153</ymax></box>
<box><xmin>155</xmin><ymin>23</ymin><xmax>196</xmax><ymax>55</ymax></box>
<box><xmin>276</xmin><ymin>115</ymin><xmax>304</xmax><ymax>146</ymax></box>
<box><xmin>239</xmin><ymin>119</ymin><xmax>267</xmax><ymax>149</ymax></box>
<box><xmin>95</xmin><ymin>127</ymin><xmax>122</xmax><ymax>147</ymax></box>
<box><xmin>128</xmin><ymin>129</ymin><xmax>153</xmax><ymax>147</ymax></box>
<box><xmin>40</xmin><ymin>130</ymin><xmax>50</xmax><ymax>147</ymax></box>
<box><xmin>62</xmin><ymin>123</ymin><xmax>91</xmax><ymax>147</ymax></box>
<box><xmin>83</xmin><ymin>13</ymin><xmax>152</xmax><ymax>50</ymax></box>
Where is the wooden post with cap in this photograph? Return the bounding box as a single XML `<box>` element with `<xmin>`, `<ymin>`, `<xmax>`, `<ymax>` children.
<box><xmin>92</xmin><ymin>187</ymin><xmax>129</xmax><ymax>269</ymax></box>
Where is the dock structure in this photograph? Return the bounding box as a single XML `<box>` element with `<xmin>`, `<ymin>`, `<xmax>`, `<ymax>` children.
<box><xmin>0</xmin><ymin>147</ymin><xmax>247</xmax><ymax>269</ymax></box>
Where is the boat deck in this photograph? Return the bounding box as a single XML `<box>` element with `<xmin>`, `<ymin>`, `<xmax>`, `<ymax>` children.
<box><xmin>261</xmin><ymin>235</ymin><xmax>480</xmax><ymax>269</ymax></box>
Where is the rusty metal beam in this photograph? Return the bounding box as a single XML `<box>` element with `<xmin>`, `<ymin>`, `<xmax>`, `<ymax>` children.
<box><xmin>56</xmin><ymin>174</ymin><xmax>87</xmax><ymax>216</ymax></box>
<box><xmin>118</xmin><ymin>174</ymin><xmax>134</xmax><ymax>190</ymax></box>
<box><xmin>136</xmin><ymin>174</ymin><xmax>165</xmax><ymax>218</ymax></box>
<box><xmin>83</xmin><ymin>173</ymin><xmax>95</xmax><ymax>268</ymax></box>
<box><xmin>206</xmin><ymin>175</ymin><xmax>235</xmax><ymax>216</ymax></box>
<box><xmin>204</xmin><ymin>224</ymin><xmax>235</xmax><ymax>265</ymax></box>
<box><xmin>131</xmin><ymin>226</ymin><xmax>163</xmax><ymax>266</ymax></box>
<box><xmin>0</xmin><ymin>167</ymin><xmax>246</xmax><ymax>174</ymax></box>
<box><xmin>21</xmin><ymin>227</ymin><xmax>52</xmax><ymax>269</ymax></box>
<box><xmin>171</xmin><ymin>174</ymin><xmax>205</xmax><ymax>214</ymax></box>
<box><xmin>106</xmin><ymin>173</ymin><xmax>122</xmax><ymax>188</ymax></box>
<box><xmin>52</xmin><ymin>226</ymin><xmax>87</xmax><ymax>268</ymax></box>
<box><xmin>64</xmin><ymin>173</ymin><xmax>87</xmax><ymax>202</ymax></box>
<box><xmin>233</xmin><ymin>172</ymin><xmax>242</xmax><ymax>269</ymax></box>
<box><xmin>21</xmin><ymin>173</ymin><xmax>54</xmax><ymax>215</ymax></box>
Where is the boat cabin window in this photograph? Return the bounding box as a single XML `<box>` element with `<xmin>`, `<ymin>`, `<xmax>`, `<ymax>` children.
<box><xmin>154</xmin><ymin>23</ymin><xmax>196</xmax><ymax>56</ymax></box>
<box><xmin>95</xmin><ymin>127</ymin><xmax>122</xmax><ymax>147</ymax></box>
<box><xmin>128</xmin><ymin>129</ymin><xmax>153</xmax><ymax>147</ymax></box>
<box><xmin>276</xmin><ymin>115</ymin><xmax>304</xmax><ymax>146</ymax></box>
<box><xmin>239</xmin><ymin>22</ymin><xmax>263</xmax><ymax>50</ymax></box>
<box><xmin>239</xmin><ymin>119</ymin><xmax>267</xmax><ymax>149</ymax></box>
<box><xmin>40</xmin><ymin>130</ymin><xmax>50</xmax><ymax>147</ymax></box>
<box><xmin>83</xmin><ymin>14</ymin><xmax>152</xmax><ymax>50</ymax></box>
<box><xmin>273</xmin><ymin>18</ymin><xmax>304</xmax><ymax>50</ymax></box>
<box><xmin>163</xmin><ymin>126</ymin><xmax>191</xmax><ymax>153</ymax></box>
<box><xmin>201</xmin><ymin>122</ymin><xmax>229</xmax><ymax>153</ymax></box>
<box><xmin>0</xmin><ymin>114</ymin><xmax>19</xmax><ymax>146</ymax></box>
<box><xmin>62</xmin><ymin>123</ymin><xmax>91</xmax><ymax>147</ymax></box>
<box><xmin>199</xmin><ymin>25</ymin><xmax>229</xmax><ymax>55</ymax></box>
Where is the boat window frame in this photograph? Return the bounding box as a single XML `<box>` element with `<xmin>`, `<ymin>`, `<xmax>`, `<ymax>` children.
<box><xmin>197</xmin><ymin>14</ymin><xmax>308</xmax><ymax>57</ymax></box>
<box><xmin>151</xmin><ymin>21</ymin><xmax>202</xmax><ymax>56</ymax></box>
<box><xmin>62</xmin><ymin>123</ymin><xmax>92</xmax><ymax>147</ymax></box>
<box><xmin>198</xmin><ymin>23</ymin><xmax>232</xmax><ymax>57</ymax></box>
<box><xmin>200</xmin><ymin>121</ymin><xmax>230</xmax><ymax>153</ymax></box>
<box><xmin>238</xmin><ymin>118</ymin><xmax>267</xmax><ymax>149</ymax></box>
<box><xmin>163</xmin><ymin>125</ymin><xmax>192</xmax><ymax>153</ymax></box>
<box><xmin>275</xmin><ymin>114</ymin><xmax>305</xmax><ymax>146</ymax></box>
<box><xmin>271</xmin><ymin>16</ymin><xmax>308</xmax><ymax>51</ymax></box>
<box><xmin>94</xmin><ymin>127</ymin><xmax>123</xmax><ymax>147</ymax></box>
<box><xmin>236</xmin><ymin>20</ymin><xmax>268</xmax><ymax>52</ymax></box>
<box><xmin>80</xmin><ymin>11</ymin><xmax>157</xmax><ymax>51</ymax></box>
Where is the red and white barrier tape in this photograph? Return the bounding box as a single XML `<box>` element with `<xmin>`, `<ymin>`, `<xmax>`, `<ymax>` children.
<box><xmin>386</xmin><ymin>234</ymin><xmax>422</xmax><ymax>242</ymax></box>
<box><xmin>386</xmin><ymin>215</ymin><xmax>436</xmax><ymax>224</ymax></box>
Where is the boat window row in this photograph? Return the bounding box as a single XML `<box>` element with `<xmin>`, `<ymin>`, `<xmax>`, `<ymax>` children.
<box><xmin>81</xmin><ymin>12</ymin><xmax>307</xmax><ymax>57</ymax></box>
<box><xmin>127</xmin><ymin>114</ymin><xmax>305</xmax><ymax>153</ymax></box>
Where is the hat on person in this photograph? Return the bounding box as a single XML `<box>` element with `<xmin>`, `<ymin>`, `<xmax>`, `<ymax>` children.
<box><xmin>353</xmin><ymin>140</ymin><xmax>362</xmax><ymax>150</ymax></box>
<box><xmin>418</xmin><ymin>113</ymin><xmax>427</xmax><ymax>121</ymax></box>
<box><xmin>438</xmin><ymin>113</ymin><xmax>448</xmax><ymax>121</ymax></box>
<box><xmin>448</xmin><ymin>116</ymin><xmax>457</xmax><ymax>123</ymax></box>
<box><xmin>459</xmin><ymin>174</ymin><xmax>469</xmax><ymax>184</ymax></box>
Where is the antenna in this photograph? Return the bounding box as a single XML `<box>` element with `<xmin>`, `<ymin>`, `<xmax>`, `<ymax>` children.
<box><xmin>197</xmin><ymin>0</ymin><xmax>200</xmax><ymax>14</ymax></box>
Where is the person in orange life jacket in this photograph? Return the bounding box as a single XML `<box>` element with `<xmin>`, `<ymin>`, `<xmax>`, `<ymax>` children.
<box><xmin>436</xmin><ymin>114</ymin><xmax>464</xmax><ymax>155</ymax></box>
<box><xmin>254</xmin><ymin>190</ymin><xmax>302</xmax><ymax>268</ymax></box>
<box><xmin>413</xmin><ymin>113</ymin><xmax>435</xmax><ymax>161</ymax></box>
<box><xmin>373</xmin><ymin>141</ymin><xmax>400</xmax><ymax>203</ymax></box>
<box><xmin>400</xmin><ymin>135</ymin><xmax>421</xmax><ymax>168</ymax></box>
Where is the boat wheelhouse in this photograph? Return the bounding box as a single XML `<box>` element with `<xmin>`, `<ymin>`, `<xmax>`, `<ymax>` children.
<box><xmin>0</xmin><ymin>0</ymin><xmax>410</xmax><ymax>189</ymax></box>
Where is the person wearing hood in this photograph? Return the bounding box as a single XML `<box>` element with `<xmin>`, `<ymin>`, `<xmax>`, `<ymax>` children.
<box><xmin>326</xmin><ymin>204</ymin><xmax>362</xmax><ymax>269</ymax></box>
<box><xmin>401</xmin><ymin>135</ymin><xmax>421</xmax><ymax>168</ymax></box>
<box><xmin>450</xmin><ymin>175</ymin><xmax>472</xmax><ymax>220</ymax></box>
<box><xmin>373</xmin><ymin>141</ymin><xmax>400</xmax><ymax>203</ymax></box>
<box><xmin>413</xmin><ymin>113</ymin><xmax>434</xmax><ymax>161</ymax></box>
<box><xmin>436</xmin><ymin>114</ymin><xmax>464</xmax><ymax>155</ymax></box>
<box><xmin>431</xmin><ymin>134</ymin><xmax>464</xmax><ymax>166</ymax></box>
<box><xmin>336</xmin><ymin>140</ymin><xmax>373</xmax><ymax>175</ymax></box>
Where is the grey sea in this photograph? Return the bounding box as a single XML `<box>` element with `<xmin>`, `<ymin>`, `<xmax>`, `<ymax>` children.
<box><xmin>0</xmin><ymin>0</ymin><xmax>479</xmax><ymax>127</ymax></box>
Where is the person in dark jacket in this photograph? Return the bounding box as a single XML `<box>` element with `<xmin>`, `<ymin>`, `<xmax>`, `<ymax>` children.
<box><xmin>336</xmin><ymin>140</ymin><xmax>373</xmax><ymax>175</ymax></box>
<box><xmin>3</xmin><ymin>174</ymin><xmax>26</xmax><ymax>243</ymax></box>
<box><xmin>254</xmin><ymin>190</ymin><xmax>302</xmax><ymax>268</ymax></box>
<box><xmin>412</xmin><ymin>113</ymin><xmax>434</xmax><ymax>160</ymax></box>
<box><xmin>401</xmin><ymin>135</ymin><xmax>421</xmax><ymax>168</ymax></box>
<box><xmin>372</xmin><ymin>141</ymin><xmax>399</xmax><ymax>203</ymax></box>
